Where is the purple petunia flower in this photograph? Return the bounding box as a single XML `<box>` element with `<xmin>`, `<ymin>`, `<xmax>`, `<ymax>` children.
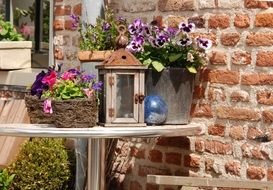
<box><xmin>177</xmin><ymin>37</ymin><xmax>192</xmax><ymax>47</ymax></box>
<box><xmin>31</xmin><ymin>70</ymin><xmax>48</xmax><ymax>98</ymax></box>
<box><xmin>102</xmin><ymin>22</ymin><xmax>111</xmax><ymax>32</ymax></box>
<box><xmin>68</xmin><ymin>68</ymin><xmax>81</xmax><ymax>76</ymax></box>
<box><xmin>128</xmin><ymin>18</ymin><xmax>143</xmax><ymax>35</ymax></box>
<box><xmin>82</xmin><ymin>74</ymin><xmax>96</xmax><ymax>82</ymax></box>
<box><xmin>179</xmin><ymin>22</ymin><xmax>195</xmax><ymax>33</ymax></box>
<box><xmin>92</xmin><ymin>81</ymin><xmax>103</xmax><ymax>90</ymax></box>
<box><xmin>197</xmin><ymin>38</ymin><xmax>212</xmax><ymax>50</ymax></box>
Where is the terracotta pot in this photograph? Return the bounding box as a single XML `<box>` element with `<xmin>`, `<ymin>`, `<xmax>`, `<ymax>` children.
<box><xmin>78</xmin><ymin>50</ymin><xmax>113</xmax><ymax>62</ymax></box>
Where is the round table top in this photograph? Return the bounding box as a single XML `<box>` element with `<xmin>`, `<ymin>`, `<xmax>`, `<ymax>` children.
<box><xmin>0</xmin><ymin>124</ymin><xmax>203</xmax><ymax>138</ymax></box>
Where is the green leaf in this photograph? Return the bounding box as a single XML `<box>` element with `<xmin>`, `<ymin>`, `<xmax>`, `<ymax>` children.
<box><xmin>152</xmin><ymin>61</ymin><xmax>165</xmax><ymax>72</ymax></box>
<box><xmin>143</xmin><ymin>58</ymin><xmax>152</xmax><ymax>66</ymax></box>
<box><xmin>186</xmin><ymin>66</ymin><xmax>197</xmax><ymax>74</ymax></box>
<box><xmin>169</xmin><ymin>53</ymin><xmax>183</xmax><ymax>62</ymax></box>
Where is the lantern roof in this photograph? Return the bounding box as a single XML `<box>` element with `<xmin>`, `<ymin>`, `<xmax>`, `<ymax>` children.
<box><xmin>96</xmin><ymin>49</ymin><xmax>146</xmax><ymax>70</ymax></box>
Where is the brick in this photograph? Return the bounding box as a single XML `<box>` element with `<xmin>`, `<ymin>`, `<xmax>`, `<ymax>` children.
<box><xmin>138</xmin><ymin>166</ymin><xmax>171</xmax><ymax>177</ymax></box>
<box><xmin>208</xmin><ymin>87</ymin><xmax>226</xmax><ymax>102</ymax></box>
<box><xmin>225</xmin><ymin>161</ymin><xmax>241</xmax><ymax>176</ymax></box>
<box><xmin>204</xmin><ymin>70</ymin><xmax>240</xmax><ymax>85</ymax></box>
<box><xmin>193</xmin><ymin>86</ymin><xmax>205</xmax><ymax>99</ymax></box>
<box><xmin>130</xmin><ymin>181</ymin><xmax>142</xmax><ymax>190</ymax></box>
<box><xmin>195</xmin><ymin>140</ymin><xmax>205</xmax><ymax>152</ymax></box>
<box><xmin>158</xmin><ymin>0</ymin><xmax>196</xmax><ymax>11</ymax></box>
<box><xmin>64</xmin><ymin>20</ymin><xmax>74</xmax><ymax>30</ymax></box>
<box><xmin>73</xmin><ymin>3</ymin><xmax>82</xmax><ymax>16</ymax></box>
<box><xmin>191</xmin><ymin>33</ymin><xmax>217</xmax><ymax>46</ymax></box>
<box><xmin>166</xmin><ymin>16</ymin><xmax>186</xmax><ymax>28</ymax></box>
<box><xmin>232</xmin><ymin>51</ymin><xmax>251</xmax><ymax>65</ymax></box>
<box><xmin>205</xmin><ymin>140</ymin><xmax>233</xmax><ymax>155</ymax></box>
<box><xmin>263</xmin><ymin>110</ymin><xmax>273</xmax><ymax>123</ymax></box>
<box><xmin>146</xmin><ymin>184</ymin><xmax>159</xmax><ymax>190</ymax></box>
<box><xmin>53</xmin><ymin>20</ymin><xmax>64</xmax><ymax>30</ymax></box>
<box><xmin>230</xmin><ymin>91</ymin><xmax>250</xmax><ymax>102</ymax></box>
<box><xmin>156</xmin><ymin>136</ymin><xmax>190</xmax><ymax>149</ymax></box>
<box><xmin>234</xmin><ymin>13</ymin><xmax>250</xmax><ymax>28</ymax></box>
<box><xmin>247</xmin><ymin>166</ymin><xmax>266</xmax><ymax>180</ymax></box>
<box><xmin>216</xmin><ymin>106</ymin><xmax>260</xmax><ymax>121</ymax></box>
<box><xmin>257</xmin><ymin>90</ymin><xmax>273</xmax><ymax>105</ymax></box>
<box><xmin>221</xmin><ymin>33</ymin><xmax>240</xmax><ymax>46</ymax></box>
<box><xmin>205</xmin><ymin>158</ymin><xmax>214</xmax><ymax>171</ymax></box>
<box><xmin>255</xmin><ymin>13</ymin><xmax>273</xmax><ymax>27</ymax></box>
<box><xmin>247</xmin><ymin>33</ymin><xmax>273</xmax><ymax>46</ymax></box>
<box><xmin>54</xmin><ymin>5</ymin><xmax>71</xmax><ymax>16</ymax></box>
<box><xmin>256</xmin><ymin>51</ymin><xmax>273</xmax><ymax>67</ymax></box>
<box><xmin>247</xmin><ymin>127</ymin><xmax>263</xmax><ymax>140</ymax></box>
<box><xmin>245</xmin><ymin>0</ymin><xmax>271</xmax><ymax>9</ymax></box>
<box><xmin>208</xmin><ymin>124</ymin><xmax>225</xmax><ymax>137</ymax></box>
<box><xmin>191</xmin><ymin>104</ymin><xmax>213</xmax><ymax>118</ymax></box>
<box><xmin>241</xmin><ymin>143</ymin><xmax>252</xmax><ymax>158</ymax></box>
<box><xmin>229</xmin><ymin>126</ymin><xmax>244</xmax><ymax>140</ymax></box>
<box><xmin>188</xmin><ymin>16</ymin><xmax>205</xmax><ymax>28</ymax></box>
<box><xmin>184</xmin><ymin>154</ymin><xmax>200</xmax><ymax>168</ymax></box>
<box><xmin>149</xmin><ymin>150</ymin><xmax>162</xmax><ymax>163</ymax></box>
<box><xmin>208</xmin><ymin>14</ymin><xmax>230</xmax><ymax>29</ymax></box>
<box><xmin>218</xmin><ymin>0</ymin><xmax>241</xmax><ymax>8</ymax></box>
<box><xmin>251</xmin><ymin>146</ymin><xmax>268</xmax><ymax>160</ymax></box>
<box><xmin>199</xmin><ymin>0</ymin><xmax>215</xmax><ymax>9</ymax></box>
<box><xmin>268</xmin><ymin>168</ymin><xmax>273</xmax><ymax>181</ymax></box>
<box><xmin>209</xmin><ymin>51</ymin><xmax>227</xmax><ymax>65</ymax></box>
<box><xmin>123</xmin><ymin>0</ymin><xmax>156</xmax><ymax>12</ymax></box>
<box><xmin>242</xmin><ymin>73</ymin><xmax>273</xmax><ymax>85</ymax></box>
<box><xmin>165</xmin><ymin>152</ymin><xmax>182</xmax><ymax>165</ymax></box>
<box><xmin>54</xmin><ymin>48</ymin><xmax>64</xmax><ymax>60</ymax></box>
<box><xmin>130</xmin><ymin>147</ymin><xmax>145</xmax><ymax>159</ymax></box>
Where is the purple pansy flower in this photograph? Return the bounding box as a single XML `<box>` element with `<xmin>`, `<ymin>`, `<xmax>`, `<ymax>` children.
<box><xmin>179</xmin><ymin>22</ymin><xmax>195</xmax><ymax>33</ymax></box>
<box><xmin>197</xmin><ymin>38</ymin><xmax>212</xmax><ymax>50</ymax></box>
<box><xmin>166</xmin><ymin>27</ymin><xmax>179</xmax><ymax>38</ymax></box>
<box><xmin>102</xmin><ymin>22</ymin><xmax>111</xmax><ymax>32</ymax></box>
<box><xmin>126</xmin><ymin>36</ymin><xmax>144</xmax><ymax>53</ymax></box>
<box><xmin>177</xmin><ymin>37</ymin><xmax>192</xmax><ymax>47</ymax></box>
<box><xmin>128</xmin><ymin>18</ymin><xmax>143</xmax><ymax>35</ymax></box>
<box><xmin>155</xmin><ymin>34</ymin><xmax>169</xmax><ymax>47</ymax></box>
<box><xmin>142</xmin><ymin>24</ymin><xmax>152</xmax><ymax>37</ymax></box>
<box><xmin>92</xmin><ymin>81</ymin><xmax>103</xmax><ymax>90</ymax></box>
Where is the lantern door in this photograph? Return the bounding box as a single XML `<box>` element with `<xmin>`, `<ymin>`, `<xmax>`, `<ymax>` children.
<box><xmin>110</xmin><ymin>70</ymin><xmax>139</xmax><ymax>124</ymax></box>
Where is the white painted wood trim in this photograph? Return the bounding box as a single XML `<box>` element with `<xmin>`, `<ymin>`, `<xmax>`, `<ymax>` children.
<box><xmin>147</xmin><ymin>175</ymin><xmax>273</xmax><ymax>190</ymax></box>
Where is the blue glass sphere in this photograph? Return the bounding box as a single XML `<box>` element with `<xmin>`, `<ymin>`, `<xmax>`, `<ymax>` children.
<box><xmin>144</xmin><ymin>95</ymin><xmax>168</xmax><ymax>125</ymax></box>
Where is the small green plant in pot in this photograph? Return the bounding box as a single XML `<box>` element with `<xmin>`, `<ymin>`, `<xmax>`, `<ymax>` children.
<box><xmin>0</xmin><ymin>168</ymin><xmax>15</xmax><ymax>190</ymax></box>
<box><xmin>8</xmin><ymin>138</ymin><xmax>73</xmax><ymax>190</ymax></box>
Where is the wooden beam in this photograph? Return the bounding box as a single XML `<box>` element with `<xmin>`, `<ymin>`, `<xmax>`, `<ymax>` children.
<box><xmin>147</xmin><ymin>175</ymin><xmax>273</xmax><ymax>190</ymax></box>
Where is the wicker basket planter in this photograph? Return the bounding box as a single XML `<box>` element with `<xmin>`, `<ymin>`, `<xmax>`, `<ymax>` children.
<box><xmin>25</xmin><ymin>95</ymin><xmax>98</xmax><ymax>128</ymax></box>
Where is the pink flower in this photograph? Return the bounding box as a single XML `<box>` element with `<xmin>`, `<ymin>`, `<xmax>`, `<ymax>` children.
<box><xmin>83</xmin><ymin>88</ymin><xmax>94</xmax><ymax>98</ymax></box>
<box><xmin>43</xmin><ymin>99</ymin><xmax>53</xmax><ymax>114</ymax></box>
<box><xmin>42</xmin><ymin>70</ymin><xmax>57</xmax><ymax>89</ymax></box>
<box><xmin>61</xmin><ymin>71</ymin><xmax>76</xmax><ymax>80</ymax></box>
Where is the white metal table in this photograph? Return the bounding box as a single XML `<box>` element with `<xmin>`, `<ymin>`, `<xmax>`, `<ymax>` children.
<box><xmin>0</xmin><ymin>124</ymin><xmax>202</xmax><ymax>190</ymax></box>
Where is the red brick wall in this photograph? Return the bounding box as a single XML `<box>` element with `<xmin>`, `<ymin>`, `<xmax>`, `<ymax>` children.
<box><xmin>106</xmin><ymin>0</ymin><xmax>273</xmax><ymax>189</ymax></box>
<box><xmin>53</xmin><ymin>0</ymin><xmax>273</xmax><ymax>189</ymax></box>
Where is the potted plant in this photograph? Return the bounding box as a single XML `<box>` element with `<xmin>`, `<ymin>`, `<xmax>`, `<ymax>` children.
<box><xmin>0</xmin><ymin>14</ymin><xmax>32</xmax><ymax>70</ymax></box>
<box><xmin>126</xmin><ymin>19</ymin><xmax>212</xmax><ymax>124</ymax></box>
<box><xmin>25</xmin><ymin>67</ymin><xmax>102</xmax><ymax>128</ymax></box>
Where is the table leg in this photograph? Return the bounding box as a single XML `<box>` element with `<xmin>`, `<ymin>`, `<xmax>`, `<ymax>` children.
<box><xmin>88</xmin><ymin>138</ymin><xmax>105</xmax><ymax>190</ymax></box>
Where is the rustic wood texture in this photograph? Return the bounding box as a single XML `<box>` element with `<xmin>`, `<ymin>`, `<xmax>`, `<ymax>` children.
<box><xmin>0</xmin><ymin>99</ymin><xmax>29</xmax><ymax>168</ymax></box>
<box><xmin>147</xmin><ymin>175</ymin><xmax>273</xmax><ymax>190</ymax></box>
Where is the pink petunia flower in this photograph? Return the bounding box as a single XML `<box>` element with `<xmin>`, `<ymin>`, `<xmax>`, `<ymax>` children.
<box><xmin>43</xmin><ymin>99</ymin><xmax>53</xmax><ymax>114</ymax></box>
<box><xmin>83</xmin><ymin>88</ymin><xmax>94</xmax><ymax>98</ymax></box>
<box><xmin>42</xmin><ymin>70</ymin><xmax>57</xmax><ymax>89</ymax></box>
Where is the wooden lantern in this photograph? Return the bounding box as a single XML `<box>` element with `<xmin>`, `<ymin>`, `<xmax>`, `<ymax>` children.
<box><xmin>96</xmin><ymin>49</ymin><xmax>146</xmax><ymax>127</ymax></box>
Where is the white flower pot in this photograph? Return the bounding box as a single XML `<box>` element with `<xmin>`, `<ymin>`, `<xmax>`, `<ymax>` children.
<box><xmin>0</xmin><ymin>41</ymin><xmax>32</xmax><ymax>70</ymax></box>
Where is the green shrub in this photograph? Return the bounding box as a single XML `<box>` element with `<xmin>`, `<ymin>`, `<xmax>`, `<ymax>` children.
<box><xmin>8</xmin><ymin>138</ymin><xmax>73</xmax><ymax>190</ymax></box>
<box><xmin>0</xmin><ymin>168</ymin><xmax>15</xmax><ymax>190</ymax></box>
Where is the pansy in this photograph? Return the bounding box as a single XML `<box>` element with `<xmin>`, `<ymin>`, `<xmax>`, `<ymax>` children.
<box><xmin>142</xmin><ymin>24</ymin><xmax>152</xmax><ymax>37</ymax></box>
<box><xmin>128</xmin><ymin>18</ymin><xmax>143</xmax><ymax>35</ymax></box>
<box><xmin>179</xmin><ymin>22</ymin><xmax>195</xmax><ymax>33</ymax></box>
<box><xmin>165</xmin><ymin>27</ymin><xmax>179</xmax><ymax>38</ymax></box>
<box><xmin>102</xmin><ymin>22</ymin><xmax>111</xmax><ymax>32</ymax></box>
<box><xmin>197</xmin><ymin>38</ymin><xmax>212</xmax><ymax>50</ymax></box>
<box><xmin>126</xmin><ymin>40</ymin><xmax>144</xmax><ymax>53</ymax></box>
<box><xmin>43</xmin><ymin>99</ymin><xmax>53</xmax><ymax>114</ymax></box>
<box><xmin>155</xmin><ymin>34</ymin><xmax>169</xmax><ymax>47</ymax></box>
<box><xmin>177</xmin><ymin>37</ymin><xmax>192</xmax><ymax>47</ymax></box>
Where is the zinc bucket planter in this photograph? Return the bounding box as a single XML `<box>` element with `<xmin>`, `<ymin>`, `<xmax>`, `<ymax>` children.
<box><xmin>145</xmin><ymin>68</ymin><xmax>195</xmax><ymax>124</ymax></box>
<box><xmin>0</xmin><ymin>41</ymin><xmax>32</xmax><ymax>70</ymax></box>
<box><xmin>25</xmin><ymin>95</ymin><xmax>98</xmax><ymax>128</ymax></box>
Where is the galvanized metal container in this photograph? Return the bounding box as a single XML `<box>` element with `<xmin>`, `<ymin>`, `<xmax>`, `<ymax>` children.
<box><xmin>145</xmin><ymin>68</ymin><xmax>195</xmax><ymax>124</ymax></box>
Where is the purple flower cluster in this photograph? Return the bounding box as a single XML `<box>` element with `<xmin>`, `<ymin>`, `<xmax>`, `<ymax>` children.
<box><xmin>126</xmin><ymin>19</ymin><xmax>212</xmax><ymax>54</ymax></box>
<box><xmin>70</xmin><ymin>14</ymin><xmax>80</xmax><ymax>30</ymax></box>
<box><xmin>31</xmin><ymin>70</ymin><xmax>49</xmax><ymax>98</ymax></box>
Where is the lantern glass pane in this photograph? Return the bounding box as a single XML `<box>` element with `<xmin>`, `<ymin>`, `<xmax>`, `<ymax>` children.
<box><xmin>116</xmin><ymin>74</ymin><xmax>134</xmax><ymax>118</ymax></box>
<box><xmin>98</xmin><ymin>74</ymin><xmax>105</xmax><ymax>123</ymax></box>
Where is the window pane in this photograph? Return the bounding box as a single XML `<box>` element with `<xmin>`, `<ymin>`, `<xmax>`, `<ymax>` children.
<box><xmin>116</xmin><ymin>75</ymin><xmax>134</xmax><ymax>118</ymax></box>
